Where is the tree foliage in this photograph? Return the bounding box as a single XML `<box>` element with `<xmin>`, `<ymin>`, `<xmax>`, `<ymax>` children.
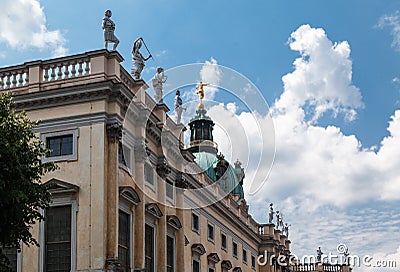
<box><xmin>0</xmin><ymin>92</ymin><xmax>57</xmax><ymax>270</ymax></box>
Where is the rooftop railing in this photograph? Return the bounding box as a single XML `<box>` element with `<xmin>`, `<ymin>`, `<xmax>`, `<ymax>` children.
<box><xmin>0</xmin><ymin>49</ymin><xmax>124</xmax><ymax>93</ymax></box>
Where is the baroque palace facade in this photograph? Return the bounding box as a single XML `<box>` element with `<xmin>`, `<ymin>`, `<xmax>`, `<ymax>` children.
<box><xmin>1</xmin><ymin>49</ymin><xmax>351</xmax><ymax>272</ymax></box>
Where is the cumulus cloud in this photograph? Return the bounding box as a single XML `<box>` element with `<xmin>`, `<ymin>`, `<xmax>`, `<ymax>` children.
<box><xmin>0</xmin><ymin>0</ymin><xmax>67</xmax><ymax>56</ymax></box>
<box><xmin>175</xmin><ymin>25</ymin><xmax>400</xmax><ymax>261</ymax></box>
<box><xmin>377</xmin><ymin>11</ymin><xmax>400</xmax><ymax>50</ymax></box>
<box><xmin>200</xmin><ymin>25</ymin><xmax>400</xmax><ymax>261</ymax></box>
<box><xmin>249</xmin><ymin>25</ymin><xmax>399</xmax><ymax>209</ymax></box>
<box><xmin>275</xmin><ymin>24</ymin><xmax>363</xmax><ymax>123</ymax></box>
<box><xmin>358</xmin><ymin>246</ymin><xmax>400</xmax><ymax>272</ymax></box>
<box><xmin>199</xmin><ymin>57</ymin><xmax>221</xmax><ymax>100</ymax></box>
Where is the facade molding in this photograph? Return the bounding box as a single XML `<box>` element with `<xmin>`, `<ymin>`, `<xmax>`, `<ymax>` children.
<box><xmin>119</xmin><ymin>186</ymin><xmax>141</xmax><ymax>206</ymax></box>
<box><xmin>221</xmin><ymin>260</ymin><xmax>233</xmax><ymax>270</ymax></box>
<box><xmin>106</xmin><ymin>121</ymin><xmax>123</xmax><ymax>143</ymax></box>
<box><xmin>207</xmin><ymin>253</ymin><xmax>221</xmax><ymax>263</ymax></box>
<box><xmin>191</xmin><ymin>243</ymin><xmax>206</xmax><ymax>255</ymax></box>
<box><xmin>145</xmin><ymin>203</ymin><xmax>163</xmax><ymax>219</ymax></box>
<box><xmin>167</xmin><ymin>215</ymin><xmax>182</xmax><ymax>230</ymax></box>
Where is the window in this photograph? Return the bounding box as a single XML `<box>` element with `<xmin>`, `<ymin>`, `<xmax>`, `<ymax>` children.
<box><xmin>47</xmin><ymin>134</ymin><xmax>73</xmax><ymax>157</ymax></box>
<box><xmin>243</xmin><ymin>249</ymin><xmax>248</xmax><ymax>264</ymax></box>
<box><xmin>118</xmin><ymin>141</ymin><xmax>127</xmax><ymax>166</ymax></box>
<box><xmin>192</xmin><ymin>213</ymin><xmax>200</xmax><ymax>233</ymax></box>
<box><xmin>118</xmin><ymin>210</ymin><xmax>130</xmax><ymax>271</ymax></box>
<box><xmin>39</xmin><ymin>179</ymin><xmax>78</xmax><ymax>272</ymax></box>
<box><xmin>45</xmin><ymin>205</ymin><xmax>72</xmax><ymax>272</ymax></box>
<box><xmin>118</xmin><ymin>142</ymin><xmax>132</xmax><ymax>171</ymax></box>
<box><xmin>145</xmin><ymin>162</ymin><xmax>155</xmax><ymax>187</ymax></box>
<box><xmin>251</xmin><ymin>255</ymin><xmax>256</xmax><ymax>269</ymax></box>
<box><xmin>221</xmin><ymin>233</ymin><xmax>227</xmax><ymax>251</ymax></box>
<box><xmin>192</xmin><ymin>259</ymin><xmax>200</xmax><ymax>272</ymax></box>
<box><xmin>145</xmin><ymin>224</ymin><xmax>155</xmax><ymax>272</ymax></box>
<box><xmin>166</xmin><ymin>180</ymin><xmax>174</xmax><ymax>202</ymax></box>
<box><xmin>233</xmin><ymin>241</ymin><xmax>238</xmax><ymax>258</ymax></box>
<box><xmin>166</xmin><ymin>235</ymin><xmax>175</xmax><ymax>272</ymax></box>
<box><xmin>41</xmin><ymin>129</ymin><xmax>78</xmax><ymax>162</ymax></box>
<box><xmin>207</xmin><ymin>223</ymin><xmax>214</xmax><ymax>242</ymax></box>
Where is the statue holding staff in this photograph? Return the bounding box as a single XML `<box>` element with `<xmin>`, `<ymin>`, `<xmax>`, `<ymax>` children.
<box><xmin>102</xmin><ymin>10</ymin><xmax>119</xmax><ymax>51</ymax></box>
<box><xmin>131</xmin><ymin>37</ymin><xmax>152</xmax><ymax>80</ymax></box>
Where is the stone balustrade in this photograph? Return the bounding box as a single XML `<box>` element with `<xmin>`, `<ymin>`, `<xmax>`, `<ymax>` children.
<box><xmin>0</xmin><ymin>63</ymin><xmax>29</xmax><ymax>89</ymax></box>
<box><xmin>0</xmin><ymin>49</ymin><xmax>127</xmax><ymax>93</ymax></box>
<box><xmin>291</xmin><ymin>263</ymin><xmax>346</xmax><ymax>272</ymax></box>
<box><xmin>41</xmin><ymin>57</ymin><xmax>90</xmax><ymax>82</ymax></box>
<box><xmin>292</xmin><ymin>263</ymin><xmax>316</xmax><ymax>271</ymax></box>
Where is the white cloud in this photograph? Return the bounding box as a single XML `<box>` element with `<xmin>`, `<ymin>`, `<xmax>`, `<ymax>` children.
<box><xmin>250</xmin><ymin>25</ymin><xmax>400</xmax><ymax>208</ymax></box>
<box><xmin>377</xmin><ymin>11</ymin><xmax>400</xmax><ymax>51</ymax></box>
<box><xmin>0</xmin><ymin>0</ymin><xmax>67</xmax><ymax>56</ymax></box>
<box><xmin>200</xmin><ymin>25</ymin><xmax>400</xmax><ymax>261</ymax></box>
<box><xmin>357</xmin><ymin>245</ymin><xmax>400</xmax><ymax>272</ymax></box>
<box><xmin>199</xmin><ymin>57</ymin><xmax>221</xmax><ymax>100</ymax></box>
<box><xmin>275</xmin><ymin>24</ymin><xmax>363</xmax><ymax>123</ymax></box>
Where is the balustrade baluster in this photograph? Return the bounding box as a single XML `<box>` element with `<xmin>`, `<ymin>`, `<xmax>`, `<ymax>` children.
<box><xmin>84</xmin><ymin>58</ymin><xmax>90</xmax><ymax>74</ymax></box>
<box><xmin>50</xmin><ymin>65</ymin><xmax>56</xmax><ymax>80</ymax></box>
<box><xmin>11</xmin><ymin>72</ymin><xmax>17</xmax><ymax>88</ymax></box>
<box><xmin>18</xmin><ymin>71</ymin><xmax>24</xmax><ymax>86</ymax></box>
<box><xmin>78</xmin><ymin>60</ymin><xmax>83</xmax><ymax>76</ymax></box>
<box><xmin>57</xmin><ymin>64</ymin><xmax>63</xmax><ymax>80</ymax></box>
<box><xmin>43</xmin><ymin>66</ymin><xmax>49</xmax><ymax>82</ymax></box>
<box><xmin>64</xmin><ymin>62</ymin><xmax>70</xmax><ymax>79</ymax></box>
<box><xmin>6</xmin><ymin>73</ymin><xmax>11</xmax><ymax>89</ymax></box>
<box><xmin>71</xmin><ymin>61</ymin><xmax>76</xmax><ymax>77</ymax></box>
<box><xmin>25</xmin><ymin>69</ymin><xmax>29</xmax><ymax>84</ymax></box>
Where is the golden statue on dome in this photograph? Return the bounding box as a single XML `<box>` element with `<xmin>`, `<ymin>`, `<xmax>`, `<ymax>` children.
<box><xmin>195</xmin><ymin>81</ymin><xmax>209</xmax><ymax>109</ymax></box>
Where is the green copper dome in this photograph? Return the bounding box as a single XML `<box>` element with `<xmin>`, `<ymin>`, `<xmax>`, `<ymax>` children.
<box><xmin>187</xmin><ymin>107</ymin><xmax>245</xmax><ymax>200</ymax></box>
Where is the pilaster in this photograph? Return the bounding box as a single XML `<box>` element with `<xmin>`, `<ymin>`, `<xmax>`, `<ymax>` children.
<box><xmin>105</xmin><ymin>121</ymin><xmax>122</xmax><ymax>266</ymax></box>
<box><xmin>133</xmin><ymin>137</ymin><xmax>146</xmax><ymax>270</ymax></box>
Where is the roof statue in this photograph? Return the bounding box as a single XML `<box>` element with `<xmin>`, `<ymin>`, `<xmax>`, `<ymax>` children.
<box><xmin>195</xmin><ymin>81</ymin><xmax>209</xmax><ymax>109</ymax></box>
<box><xmin>174</xmin><ymin>90</ymin><xmax>186</xmax><ymax>124</ymax></box>
<box><xmin>131</xmin><ymin>37</ymin><xmax>152</xmax><ymax>80</ymax></box>
<box><xmin>268</xmin><ymin>203</ymin><xmax>274</xmax><ymax>224</ymax></box>
<box><xmin>152</xmin><ymin>67</ymin><xmax>167</xmax><ymax>103</ymax></box>
<box><xmin>102</xmin><ymin>10</ymin><xmax>119</xmax><ymax>51</ymax></box>
<box><xmin>317</xmin><ymin>247</ymin><xmax>324</xmax><ymax>263</ymax></box>
<box><xmin>276</xmin><ymin>210</ymin><xmax>281</xmax><ymax>229</ymax></box>
<box><xmin>283</xmin><ymin>223</ymin><xmax>291</xmax><ymax>239</ymax></box>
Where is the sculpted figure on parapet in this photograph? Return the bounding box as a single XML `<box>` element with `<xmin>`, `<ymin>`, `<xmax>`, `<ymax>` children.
<box><xmin>317</xmin><ymin>247</ymin><xmax>324</xmax><ymax>263</ymax></box>
<box><xmin>102</xmin><ymin>10</ymin><xmax>119</xmax><ymax>51</ymax></box>
<box><xmin>276</xmin><ymin>210</ymin><xmax>281</xmax><ymax>229</ymax></box>
<box><xmin>283</xmin><ymin>223</ymin><xmax>290</xmax><ymax>238</ymax></box>
<box><xmin>131</xmin><ymin>37</ymin><xmax>152</xmax><ymax>80</ymax></box>
<box><xmin>152</xmin><ymin>67</ymin><xmax>167</xmax><ymax>103</ymax></box>
<box><xmin>174</xmin><ymin>90</ymin><xmax>184</xmax><ymax>124</ymax></box>
<box><xmin>268</xmin><ymin>203</ymin><xmax>274</xmax><ymax>224</ymax></box>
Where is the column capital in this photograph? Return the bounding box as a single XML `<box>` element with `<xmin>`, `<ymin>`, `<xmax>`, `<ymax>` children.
<box><xmin>134</xmin><ymin>137</ymin><xmax>148</xmax><ymax>163</ymax></box>
<box><xmin>156</xmin><ymin>156</ymin><xmax>171</xmax><ymax>179</ymax></box>
<box><xmin>106</xmin><ymin>121</ymin><xmax>123</xmax><ymax>143</ymax></box>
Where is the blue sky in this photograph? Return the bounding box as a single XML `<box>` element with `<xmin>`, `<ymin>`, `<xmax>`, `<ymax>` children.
<box><xmin>1</xmin><ymin>0</ymin><xmax>400</xmax><ymax>270</ymax></box>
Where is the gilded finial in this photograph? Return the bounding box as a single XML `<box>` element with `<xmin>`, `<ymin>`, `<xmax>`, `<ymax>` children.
<box><xmin>195</xmin><ymin>81</ymin><xmax>209</xmax><ymax>109</ymax></box>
